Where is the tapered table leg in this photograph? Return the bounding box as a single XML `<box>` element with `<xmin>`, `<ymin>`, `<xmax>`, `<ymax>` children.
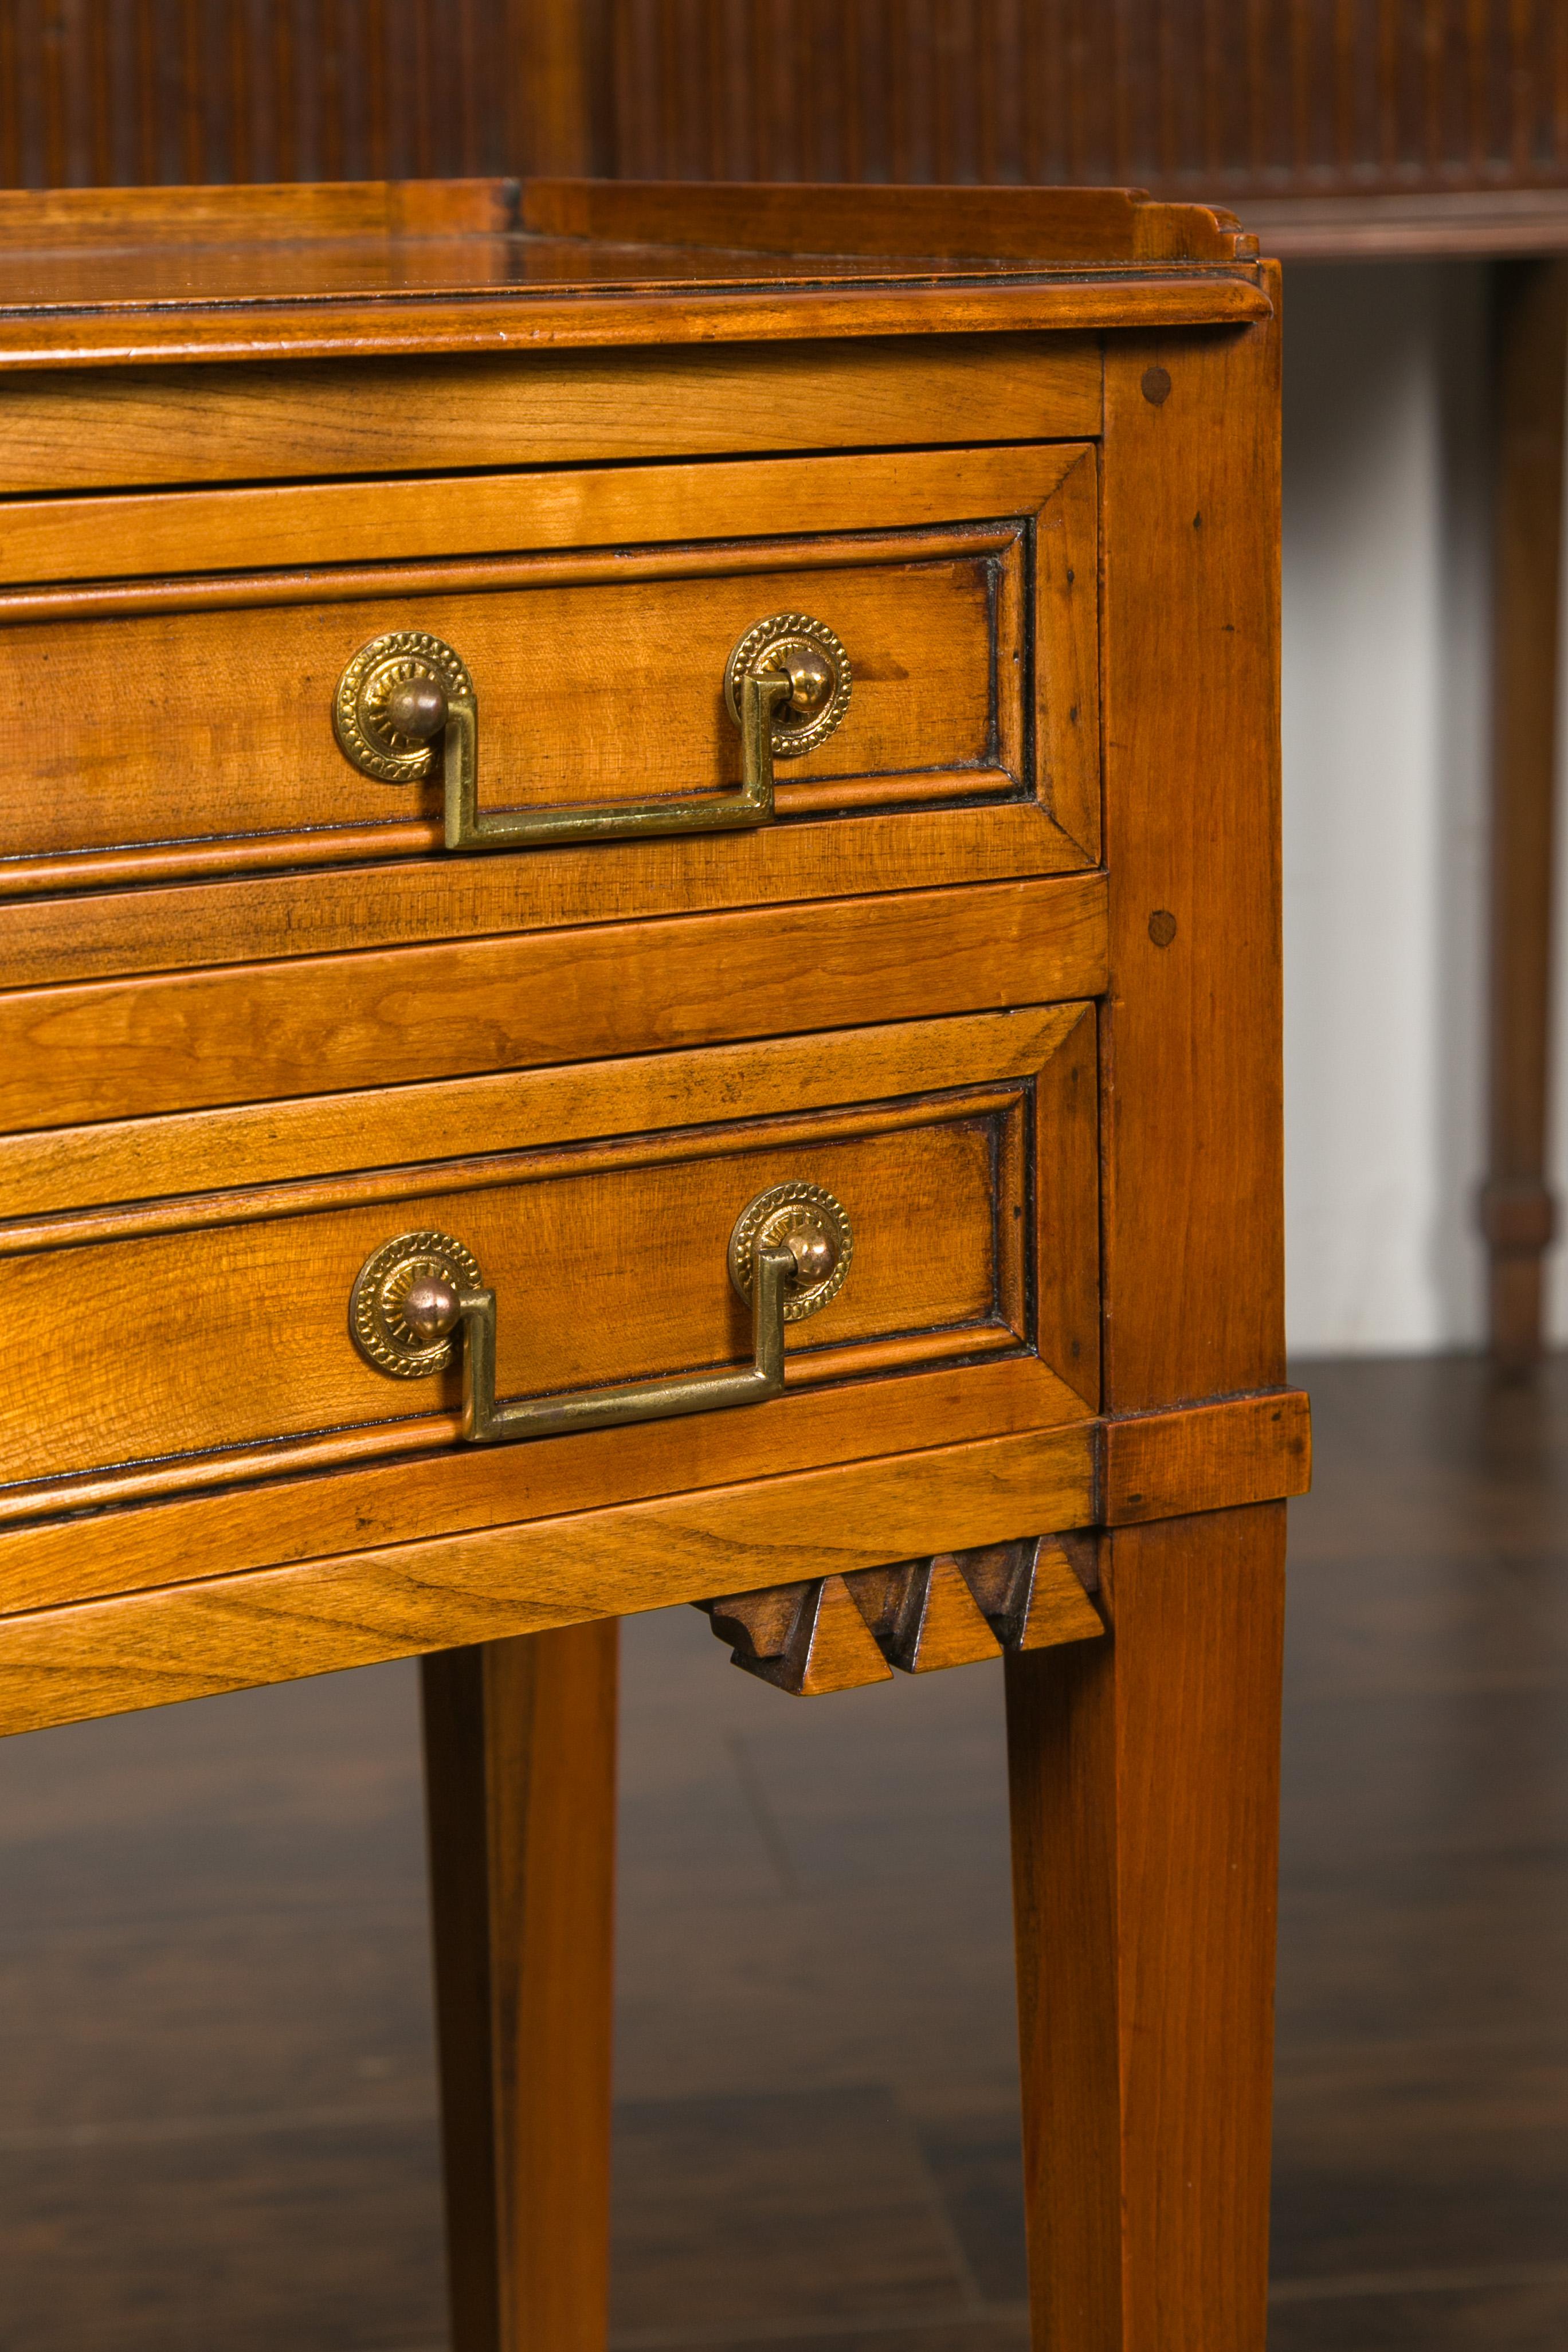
<box><xmin>1005</xmin><ymin>1505</ymin><xmax>1285</xmax><ymax>2352</ymax></box>
<box><xmin>1483</xmin><ymin>257</ymin><xmax>1568</xmax><ymax>1374</ymax></box>
<box><xmin>421</xmin><ymin>1619</ymin><xmax>619</xmax><ymax>2352</ymax></box>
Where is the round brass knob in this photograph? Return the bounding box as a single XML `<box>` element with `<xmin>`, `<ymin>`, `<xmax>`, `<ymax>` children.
<box><xmin>349</xmin><ymin>1229</ymin><xmax>484</xmax><ymax>1376</ymax></box>
<box><xmin>384</xmin><ymin>675</ymin><xmax>449</xmax><ymax>742</ymax></box>
<box><xmin>334</xmin><ymin>630</ymin><xmax>473</xmax><ymax>785</ymax></box>
<box><xmin>724</xmin><ymin>613</ymin><xmax>852</xmax><ymax>759</ymax></box>
<box><xmin>780</xmin><ymin>646</ymin><xmax>834</xmax><ymax>720</ymax></box>
<box><xmin>782</xmin><ymin>1224</ymin><xmax>838</xmax><ymax>1289</ymax></box>
<box><xmin>402</xmin><ymin>1273</ymin><xmax>461</xmax><ymax>1342</ymax></box>
<box><xmin>728</xmin><ymin>1181</ymin><xmax>853</xmax><ymax>1322</ymax></box>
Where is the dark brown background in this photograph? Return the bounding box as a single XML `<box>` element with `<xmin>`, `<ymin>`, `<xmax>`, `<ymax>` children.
<box><xmin>4</xmin><ymin>1</ymin><xmax>1567</xmax><ymax>195</ymax></box>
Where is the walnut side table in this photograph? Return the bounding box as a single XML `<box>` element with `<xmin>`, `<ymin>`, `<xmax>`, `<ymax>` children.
<box><xmin>0</xmin><ymin>177</ymin><xmax>1308</xmax><ymax>2351</ymax></box>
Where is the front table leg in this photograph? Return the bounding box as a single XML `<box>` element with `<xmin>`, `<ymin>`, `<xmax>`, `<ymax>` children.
<box><xmin>421</xmin><ymin>1621</ymin><xmax>619</xmax><ymax>2352</ymax></box>
<box><xmin>1006</xmin><ymin>1504</ymin><xmax>1286</xmax><ymax>2351</ymax></box>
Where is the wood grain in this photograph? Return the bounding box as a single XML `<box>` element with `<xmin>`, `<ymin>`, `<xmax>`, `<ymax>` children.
<box><xmin>0</xmin><ymin>872</ymin><xmax>1107</xmax><ymax>1128</ymax></box>
<box><xmin>1098</xmin><ymin>292</ymin><xmax>1285</xmax><ymax>1410</ymax></box>
<box><xmin>1482</xmin><ymin>258</ymin><xmax>1568</xmax><ymax>1373</ymax></box>
<box><xmin>3</xmin><ymin>535</ymin><xmax>1026</xmax><ymax>860</ymax></box>
<box><xmin>0</xmin><ymin>438</ymin><xmax>1083</xmax><ymax>585</ymax></box>
<box><xmin>0</xmin><ymin>335</ymin><xmax>1100</xmax><ymax>493</ymax></box>
<box><xmin>1006</xmin><ymin>1502</ymin><xmax>1286</xmax><ymax>2352</ymax></box>
<box><xmin>0</xmin><ymin>275</ymin><xmax>1273</xmax><ymax>375</ymax></box>
<box><xmin>1100</xmin><ymin>1388</ymin><xmax>1312</xmax><ymax>1525</ymax></box>
<box><xmin>422</xmin><ymin>1619</ymin><xmax>617</xmax><ymax>2352</ymax></box>
<box><xmin>0</xmin><ymin>1352</ymin><xmax>1085</xmax><ymax>1620</ymax></box>
<box><xmin>524</xmin><ymin>179</ymin><xmax>1252</xmax><ymax>264</ymax></box>
<box><xmin>0</xmin><ymin>1005</ymin><xmax>1081</xmax><ymax>1222</ymax></box>
<box><xmin>0</xmin><ymin>796</ymin><xmax>1091</xmax><ymax>969</ymax></box>
<box><xmin>0</xmin><ymin>1105</ymin><xmax>1018</xmax><ymax>1488</ymax></box>
<box><xmin>0</xmin><ymin>1421</ymin><xmax>1099</xmax><ymax>1736</ymax></box>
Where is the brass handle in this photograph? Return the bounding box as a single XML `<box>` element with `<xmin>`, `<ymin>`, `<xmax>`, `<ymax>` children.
<box><xmin>332</xmin><ymin>614</ymin><xmax>851</xmax><ymax>853</ymax></box>
<box><xmin>348</xmin><ymin>1182</ymin><xmax>853</xmax><ymax>1444</ymax></box>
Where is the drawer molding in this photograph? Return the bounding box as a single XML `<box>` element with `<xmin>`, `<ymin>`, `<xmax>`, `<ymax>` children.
<box><xmin>0</xmin><ymin>1422</ymin><xmax>1100</xmax><ymax>1738</ymax></box>
<box><xmin>0</xmin><ymin>443</ymin><xmax>1099</xmax><ymax>893</ymax></box>
<box><xmin>0</xmin><ymin>873</ymin><xmax>1107</xmax><ymax>1133</ymax></box>
<box><xmin>0</xmin><ymin>1003</ymin><xmax>1099</xmax><ymax>1506</ymax></box>
<box><xmin>0</xmin><ymin>1387</ymin><xmax>1310</xmax><ymax>1739</ymax></box>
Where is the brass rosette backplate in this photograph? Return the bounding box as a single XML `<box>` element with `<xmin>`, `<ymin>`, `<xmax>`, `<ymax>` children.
<box><xmin>350</xmin><ymin>1229</ymin><xmax>484</xmax><ymax>1378</ymax></box>
<box><xmin>334</xmin><ymin>630</ymin><xmax>473</xmax><ymax>784</ymax></box>
<box><xmin>728</xmin><ymin>1181</ymin><xmax>853</xmax><ymax>1322</ymax></box>
<box><xmin>723</xmin><ymin>612</ymin><xmax>852</xmax><ymax>759</ymax></box>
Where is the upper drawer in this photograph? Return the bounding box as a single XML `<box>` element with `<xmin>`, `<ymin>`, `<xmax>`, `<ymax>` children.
<box><xmin>1</xmin><ymin>444</ymin><xmax>1098</xmax><ymax>915</ymax></box>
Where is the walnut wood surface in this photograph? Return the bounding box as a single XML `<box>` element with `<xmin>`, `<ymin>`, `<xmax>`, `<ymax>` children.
<box><xmin>0</xmin><ymin>335</ymin><xmax>1100</xmax><ymax>493</ymax></box>
<box><xmin>0</xmin><ymin>1105</ymin><xmax>1021</xmax><ymax>1490</ymax></box>
<box><xmin>0</xmin><ymin>1353</ymin><xmax>1084</xmax><ymax>1618</ymax></box>
<box><xmin>0</xmin><ymin>173</ymin><xmax>1291</xmax><ymax>2352</ymax></box>
<box><xmin>422</xmin><ymin>1619</ymin><xmax>617</xmax><ymax>2352</ymax></box>
<box><xmin>0</xmin><ymin>1422</ymin><xmax>1100</xmax><ymax>1738</ymax></box>
<box><xmin>702</xmin><ymin>1532</ymin><xmax>1104</xmax><ymax>1695</ymax></box>
<box><xmin>0</xmin><ymin>438</ymin><xmax>1084</xmax><ymax>585</ymax></box>
<box><xmin>0</xmin><ymin>1000</ymin><xmax>1095</xmax><ymax>1516</ymax></box>
<box><xmin>1483</xmin><ymin>258</ymin><xmax>1568</xmax><ymax>1373</ymax></box>
<box><xmin>525</xmin><ymin>178</ymin><xmax>1253</xmax><ymax>262</ymax></box>
<box><xmin>0</xmin><ymin>268</ymin><xmax>1273</xmax><ymax>372</ymax></box>
<box><xmin>2</xmin><ymin>444</ymin><xmax>1096</xmax><ymax>887</ymax></box>
<box><xmin>2</xmin><ymin>873</ymin><xmax>1105</xmax><ymax>1130</ymax></box>
<box><xmin>0</xmin><ymin>1003</ymin><xmax>1079</xmax><ymax>1221</ymax></box>
<box><xmin>1099</xmin><ymin>292</ymin><xmax>1285</xmax><ymax>1410</ymax></box>
<box><xmin>1007</xmin><ymin>1502</ymin><xmax>1286</xmax><ymax>2351</ymax></box>
<box><xmin>1100</xmin><ymin>1389</ymin><xmax>1312</xmax><ymax>1525</ymax></box>
<box><xmin>0</xmin><ymin>175</ymin><xmax>1270</xmax><ymax>373</ymax></box>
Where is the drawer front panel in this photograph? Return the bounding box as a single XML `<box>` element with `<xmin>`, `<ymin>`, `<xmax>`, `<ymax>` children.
<box><xmin>0</xmin><ymin>336</ymin><xmax>1100</xmax><ymax>492</ymax></box>
<box><xmin>0</xmin><ymin>1005</ymin><xmax>1098</xmax><ymax>1506</ymax></box>
<box><xmin>2</xmin><ymin>443</ymin><xmax>1097</xmax><ymax>900</ymax></box>
<box><xmin>0</xmin><ymin>872</ymin><xmax>1107</xmax><ymax>1131</ymax></box>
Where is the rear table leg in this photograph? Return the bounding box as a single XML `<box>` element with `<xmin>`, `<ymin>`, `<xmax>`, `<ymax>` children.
<box><xmin>421</xmin><ymin>1619</ymin><xmax>619</xmax><ymax>2352</ymax></box>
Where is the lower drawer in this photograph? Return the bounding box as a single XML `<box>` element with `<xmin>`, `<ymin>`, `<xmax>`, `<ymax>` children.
<box><xmin>0</xmin><ymin>1001</ymin><xmax>1097</xmax><ymax>1538</ymax></box>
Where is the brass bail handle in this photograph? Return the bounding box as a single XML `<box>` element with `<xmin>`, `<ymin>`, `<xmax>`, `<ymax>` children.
<box><xmin>348</xmin><ymin>1182</ymin><xmax>853</xmax><ymax>1444</ymax></box>
<box><xmin>331</xmin><ymin>613</ymin><xmax>851</xmax><ymax>852</ymax></box>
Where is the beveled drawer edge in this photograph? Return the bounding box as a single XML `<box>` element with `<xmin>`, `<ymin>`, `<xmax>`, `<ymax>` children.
<box><xmin>0</xmin><ymin>1354</ymin><xmax>1088</xmax><ymax>1617</ymax></box>
<box><xmin>0</xmin><ymin>1003</ymin><xmax>1084</xmax><ymax>1228</ymax></box>
<box><xmin>0</xmin><ymin>1387</ymin><xmax>1312</xmax><ymax>1741</ymax></box>
<box><xmin>0</xmin><ymin>1420</ymin><xmax>1100</xmax><ymax>1738</ymax></box>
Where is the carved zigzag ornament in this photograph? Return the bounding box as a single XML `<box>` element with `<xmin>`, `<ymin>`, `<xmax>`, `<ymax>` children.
<box><xmin>695</xmin><ymin>1386</ymin><xmax>1313</xmax><ymax>1695</ymax></box>
<box><xmin>697</xmin><ymin>1534</ymin><xmax>1102</xmax><ymax>1696</ymax></box>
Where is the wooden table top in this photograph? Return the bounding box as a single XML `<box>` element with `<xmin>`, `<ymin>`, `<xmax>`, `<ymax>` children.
<box><xmin>0</xmin><ymin>176</ymin><xmax>1271</xmax><ymax>369</ymax></box>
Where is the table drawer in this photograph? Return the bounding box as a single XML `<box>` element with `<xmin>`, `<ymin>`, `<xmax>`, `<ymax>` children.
<box><xmin>0</xmin><ymin>1004</ymin><xmax>1097</xmax><ymax>1528</ymax></box>
<box><xmin>3</xmin><ymin>443</ymin><xmax>1097</xmax><ymax>912</ymax></box>
<box><xmin>0</xmin><ymin>872</ymin><xmax>1105</xmax><ymax>1136</ymax></box>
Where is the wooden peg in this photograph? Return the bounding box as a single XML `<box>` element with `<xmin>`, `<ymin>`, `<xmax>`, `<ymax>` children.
<box><xmin>698</xmin><ymin>1575</ymin><xmax>893</xmax><ymax>1695</ymax></box>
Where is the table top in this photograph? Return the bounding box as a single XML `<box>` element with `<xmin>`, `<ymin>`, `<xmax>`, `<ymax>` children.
<box><xmin>0</xmin><ymin>176</ymin><xmax>1271</xmax><ymax>369</ymax></box>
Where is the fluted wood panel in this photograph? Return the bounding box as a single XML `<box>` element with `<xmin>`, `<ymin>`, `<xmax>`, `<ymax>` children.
<box><xmin>602</xmin><ymin>0</ymin><xmax>1568</xmax><ymax>194</ymax></box>
<box><xmin>4</xmin><ymin>3</ymin><xmax>1568</xmax><ymax>201</ymax></box>
<box><xmin>0</xmin><ymin>0</ymin><xmax>522</xmax><ymax>186</ymax></box>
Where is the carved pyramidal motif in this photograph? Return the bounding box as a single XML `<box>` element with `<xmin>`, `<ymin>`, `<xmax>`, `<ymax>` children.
<box><xmin>697</xmin><ymin>1534</ymin><xmax>1101</xmax><ymax>1696</ymax></box>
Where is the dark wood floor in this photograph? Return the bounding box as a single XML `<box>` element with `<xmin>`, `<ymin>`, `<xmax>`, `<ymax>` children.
<box><xmin>1</xmin><ymin>1354</ymin><xmax>1565</xmax><ymax>2349</ymax></box>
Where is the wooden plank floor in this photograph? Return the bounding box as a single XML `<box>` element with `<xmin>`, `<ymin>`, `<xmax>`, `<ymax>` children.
<box><xmin>0</xmin><ymin>1354</ymin><xmax>1564</xmax><ymax>2349</ymax></box>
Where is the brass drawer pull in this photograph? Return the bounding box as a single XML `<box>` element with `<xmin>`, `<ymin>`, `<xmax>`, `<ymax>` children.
<box><xmin>348</xmin><ymin>1182</ymin><xmax>853</xmax><ymax>1442</ymax></box>
<box><xmin>333</xmin><ymin>613</ymin><xmax>851</xmax><ymax>852</ymax></box>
